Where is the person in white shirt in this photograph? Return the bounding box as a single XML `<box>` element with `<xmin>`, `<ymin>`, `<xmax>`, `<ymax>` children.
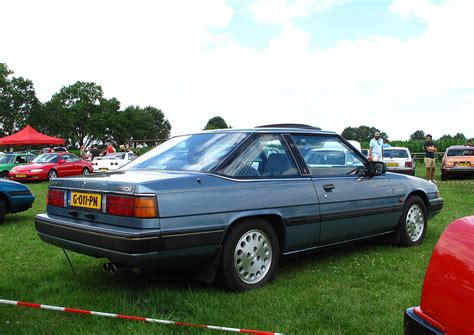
<box><xmin>369</xmin><ymin>131</ymin><xmax>384</xmax><ymax>161</ymax></box>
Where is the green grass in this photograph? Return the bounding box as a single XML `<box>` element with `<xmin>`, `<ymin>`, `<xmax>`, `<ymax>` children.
<box><xmin>1</xmin><ymin>170</ymin><xmax>473</xmax><ymax>334</ymax></box>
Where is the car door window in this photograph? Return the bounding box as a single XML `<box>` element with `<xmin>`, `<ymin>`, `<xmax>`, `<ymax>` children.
<box><xmin>292</xmin><ymin>135</ymin><xmax>365</xmax><ymax>177</ymax></box>
<box><xmin>15</xmin><ymin>155</ymin><xmax>27</xmax><ymax>164</ymax></box>
<box><xmin>218</xmin><ymin>134</ymin><xmax>299</xmax><ymax>178</ymax></box>
<box><xmin>61</xmin><ymin>154</ymin><xmax>72</xmax><ymax>162</ymax></box>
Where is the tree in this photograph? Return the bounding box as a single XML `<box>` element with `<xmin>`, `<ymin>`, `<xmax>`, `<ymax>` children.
<box><xmin>409</xmin><ymin>130</ymin><xmax>425</xmax><ymax>141</ymax></box>
<box><xmin>0</xmin><ymin>63</ymin><xmax>41</xmax><ymax>136</ymax></box>
<box><xmin>37</xmin><ymin>81</ymin><xmax>120</xmax><ymax>147</ymax></box>
<box><xmin>453</xmin><ymin>132</ymin><xmax>466</xmax><ymax>140</ymax></box>
<box><xmin>204</xmin><ymin>116</ymin><xmax>228</xmax><ymax>130</ymax></box>
<box><xmin>341</xmin><ymin>125</ymin><xmax>387</xmax><ymax>142</ymax></box>
<box><xmin>119</xmin><ymin>105</ymin><xmax>171</xmax><ymax>144</ymax></box>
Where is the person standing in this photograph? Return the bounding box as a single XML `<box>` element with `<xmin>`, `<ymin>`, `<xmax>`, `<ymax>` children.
<box><xmin>424</xmin><ymin>134</ymin><xmax>437</xmax><ymax>183</ymax></box>
<box><xmin>368</xmin><ymin>131</ymin><xmax>384</xmax><ymax>161</ymax></box>
<box><xmin>90</xmin><ymin>145</ymin><xmax>100</xmax><ymax>160</ymax></box>
<box><xmin>104</xmin><ymin>142</ymin><xmax>115</xmax><ymax>155</ymax></box>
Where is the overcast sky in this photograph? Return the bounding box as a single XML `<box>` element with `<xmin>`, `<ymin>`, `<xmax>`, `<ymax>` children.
<box><xmin>1</xmin><ymin>0</ymin><xmax>473</xmax><ymax>140</ymax></box>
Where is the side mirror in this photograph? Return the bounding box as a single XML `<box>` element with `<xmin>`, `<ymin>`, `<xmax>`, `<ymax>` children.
<box><xmin>58</xmin><ymin>159</ymin><xmax>66</xmax><ymax>164</ymax></box>
<box><xmin>368</xmin><ymin>161</ymin><xmax>386</xmax><ymax>176</ymax></box>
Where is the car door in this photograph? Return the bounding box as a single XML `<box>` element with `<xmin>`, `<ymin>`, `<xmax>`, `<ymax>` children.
<box><xmin>69</xmin><ymin>154</ymin><xmax>83</xmax><ymax>175</ymax></box>
<box><xmin>216</xmin><ymin>133</ymin><xmax>321</xmax><ymax>252</ymax></box>
<box><xmin>292</xmin><ymin>134</ymin><xmax>398</xmax><ymax>245</ymax></box>
<box><xmin>57</xmin><ymin>154</ymin><xmax>74</xmax><ymax>176</ymax></box>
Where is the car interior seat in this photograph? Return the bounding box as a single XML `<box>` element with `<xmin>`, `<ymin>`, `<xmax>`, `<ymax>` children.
<box><xmin>263</xmin><ymin>153</ymin><xmax>296</xmax><ymax>176</ymax></box>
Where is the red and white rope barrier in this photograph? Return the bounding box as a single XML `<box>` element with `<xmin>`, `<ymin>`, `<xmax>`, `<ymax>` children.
<box><xmin>0</xmin><ymin>298</ymin><xmax>283</xmax><ymax>335</ymax></box>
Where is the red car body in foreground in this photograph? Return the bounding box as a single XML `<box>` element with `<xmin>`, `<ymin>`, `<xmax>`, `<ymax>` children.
<box><xmin>9</xmin><ymin>153</ymin><xmax>93</xmax><ymax>181</ymax></box>
<box><xmin>404</xmin><ymin>216</ymin><xmax>474</xmax><ymax>335</ymax></box>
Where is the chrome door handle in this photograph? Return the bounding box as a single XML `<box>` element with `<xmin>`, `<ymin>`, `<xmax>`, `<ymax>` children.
<box><xmin>323</xmin><ymin>184</ymin><xmax>335</xmax><ymax>191</ymax></box>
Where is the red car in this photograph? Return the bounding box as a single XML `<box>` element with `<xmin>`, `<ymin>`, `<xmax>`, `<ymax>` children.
<box><xmin>9</xmin><ymin>153</ymin><xmax>93</xmax><ymax>181</ymax></box>
<box><xmin>404</xmin><ymin>216</ymin><xmax>474</xmax><ymax>335</ymax></box>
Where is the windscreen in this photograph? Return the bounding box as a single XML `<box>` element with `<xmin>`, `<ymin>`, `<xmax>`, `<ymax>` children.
<box><xmin>123</xmin><ymin>132</ymin><xmax>249</xmax><ymax>172</ymax></box>
<box><xmin>32</xmin><ymin>154</ymin><xmax>59</xmax><ymax>163</ymax></box>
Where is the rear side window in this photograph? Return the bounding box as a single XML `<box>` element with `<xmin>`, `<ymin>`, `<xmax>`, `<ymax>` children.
<box><xmin>218</xmin><ymin>134</ymin><xmax>299</xmax><ymax>178</ymax></box>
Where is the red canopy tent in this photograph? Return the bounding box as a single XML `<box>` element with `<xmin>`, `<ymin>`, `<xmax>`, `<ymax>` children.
<box><xmin>0</xmin><ymin>125</ymin><xmax>64</xmax><ymax>146</ymax></box>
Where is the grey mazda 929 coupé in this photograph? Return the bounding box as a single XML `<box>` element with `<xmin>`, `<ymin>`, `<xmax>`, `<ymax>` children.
<box><xmin>35</xmin><ymin>124</ymin><xmax>443</xmax><ymax>291</ymax></box>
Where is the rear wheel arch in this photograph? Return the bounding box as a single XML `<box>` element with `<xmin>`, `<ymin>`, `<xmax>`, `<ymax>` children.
<box><xmin>218</xmin><ymin>215</ymin><xmax>283</xmax><ymax>290</ymax></box>
<box><xmin>223</xmin><ymin>214</ymin><xmax>286</xmax><ymax>251</ymax></box>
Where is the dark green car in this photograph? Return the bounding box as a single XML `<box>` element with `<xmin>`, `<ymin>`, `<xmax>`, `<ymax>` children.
<box><xmin>0</xmin><ymin>153</ymin><xmax>36</xmax><ymax>179</ymax></box>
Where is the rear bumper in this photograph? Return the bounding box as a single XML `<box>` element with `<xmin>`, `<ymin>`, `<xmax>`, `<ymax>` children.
<box><xmin>8</xmin><ymin>194</ymin><xmax>35</xmax><ymax>213</ymax></box>
<box><xmin>441</xmin><ymin>167</ymin><xmax>474</xmax><ymax>175</ymax></box>
<box><xmin>404</xmin><ymin>307</ymin><xmax>444</xmax><ymax>335</ymax></box>
<box><xmin>35</xmin><ymin>213</ymin><xmax>222</xmax><ymax>268</ymax></box>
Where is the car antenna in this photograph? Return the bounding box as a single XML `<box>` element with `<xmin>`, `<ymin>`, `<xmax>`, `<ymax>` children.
<box><xmin>62</xmin><ymin>249</ymin><xmax>76</xmax><ymax>275</ymax></box>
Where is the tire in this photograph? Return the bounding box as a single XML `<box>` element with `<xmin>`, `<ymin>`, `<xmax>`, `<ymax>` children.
<box><xmin>398</xmin><ymin>196</ymin><xmax>427</xmax><ymax>247</ymax></box>
<box><xmin>48</xmin><ymin>170</ymin><xmax>58</xmax><ymax>180</ymax></box>
<box><xmin>0</xmin><ymin>171</ymin><xmax>9</xmax><ymax>179</ymax></box>
<box><xmin>440</xmin><ymin>173</ymin><xmax>447</xmax><ymax>181</ymax></box>
<box><xmin>219</xmin><ymin>218</ymin><xmax>280</xmax><ymax>291</ymax></box>
<box><xmin>82</xmin><ymin>168</ymin><xmax>90</xmax><ymax>175</ymax></box>
<box><xmin>0</xmin><ymin>199</ymin><xmax>5</xmax><ymax>224</ymax></box>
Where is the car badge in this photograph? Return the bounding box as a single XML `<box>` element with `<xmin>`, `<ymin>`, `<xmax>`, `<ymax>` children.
<box><xmin>118</xmin><ymin>185</ymin><xmax>133</xmax><ymax>192</ymax></box>
<box><xmin>82</xmin><ymin>182</ymin><xmax>87</xmax><ymax>188</ymax></box>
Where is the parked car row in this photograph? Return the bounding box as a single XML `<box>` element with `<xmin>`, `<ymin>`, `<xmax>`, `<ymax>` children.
<box><xmin>2</xmin><ymin>151</ymin><xmax>139</xmax><ymax>181</ymax></box>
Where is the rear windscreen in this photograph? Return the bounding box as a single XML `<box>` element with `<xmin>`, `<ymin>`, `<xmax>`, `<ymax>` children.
<box><xmin>447</xmin><ymin>149</ymin><xmax>474</xmax><ymax>157</ymax></box>
<box><xmin>383</xmin><ymin>150</ymin><xmax>409</xmax><ymax>158</ymax></box>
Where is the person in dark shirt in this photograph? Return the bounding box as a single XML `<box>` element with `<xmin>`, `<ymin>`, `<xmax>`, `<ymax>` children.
<box><xmin>90</xmin><ymin>145</ymin><xmax>101</xmax><ymax>160</ymax></box>
<box><xmin>424</xmin><ymin>134</ymin><xmax>437</xmax><ymax>183</ymax></box>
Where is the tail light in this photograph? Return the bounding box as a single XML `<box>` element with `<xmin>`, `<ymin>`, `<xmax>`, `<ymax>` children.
<box><xmin>106</xmin><ymin>195</ymin><xmax>158</xmax><ymax>218</ymax></box>
<box><xmin>405</xmin><ymin>161</ymin><xmax>413</xmax><ymax>168</ymax></box>
<box><xmin>47</xmin><ymin>189</ymin><xmax>66</xmax><ymax>207</ymax></box>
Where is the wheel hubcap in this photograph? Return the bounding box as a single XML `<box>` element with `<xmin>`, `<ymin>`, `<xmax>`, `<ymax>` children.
<box><xmin>49</xmin><ymin>172</ymin><xmax>57</xmax><ymax>179</ymax></box>
<box><xmin>83</xmin><ymin>169</ymin><xmax>89</xmax><ymax>175</ymax></box>
<box><xmin>234</xmin><ymin>229</ymin><xmax>272</xmax><ymax>284</ymax></box>
<box><xmin>406</xmin><ymin>204</ymin><xmax>424</xmax><ymax>242</ymax></box>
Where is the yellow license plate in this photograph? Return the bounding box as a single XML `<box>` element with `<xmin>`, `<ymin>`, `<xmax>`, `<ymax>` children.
<box><xmin>70</xmin><ymin>192</ymin><xmax>101</xmax><ymax>210</ymax></box>
<box><xmin>456</xmin><ymin>162</ymin><xmax>471</xmax><ymax>167</ymax></box>
<box><xmin>386</xmin><ymin>163</ymin><xmax>399</xmax><ymax>167</ymax></box>
<box><xmin>99</xmin><ymin>168</ymin><xmax>108</xmax><ymax>172</ymax></box>
<box><xmin>15</xmin><ymin>174</ymin><xmax>27</xmax><ymax>178</ymax></box>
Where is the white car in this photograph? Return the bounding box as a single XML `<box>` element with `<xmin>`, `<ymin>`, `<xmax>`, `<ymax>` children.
<box><xmin>382</xmin><ymin>147</ymin><xmax>415</xmax><ymax>176</ymax></box>
<box><xmin>92</xmin><ymin>152</ymin><xmax>138</xmax><ymax>173</ymax></box>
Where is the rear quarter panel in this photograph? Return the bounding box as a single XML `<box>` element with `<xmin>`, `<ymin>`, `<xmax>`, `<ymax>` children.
<box><xmin>141</xmin><ymin>175</ymin><xmax>321</xmax><ymax>252</ymax></box>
